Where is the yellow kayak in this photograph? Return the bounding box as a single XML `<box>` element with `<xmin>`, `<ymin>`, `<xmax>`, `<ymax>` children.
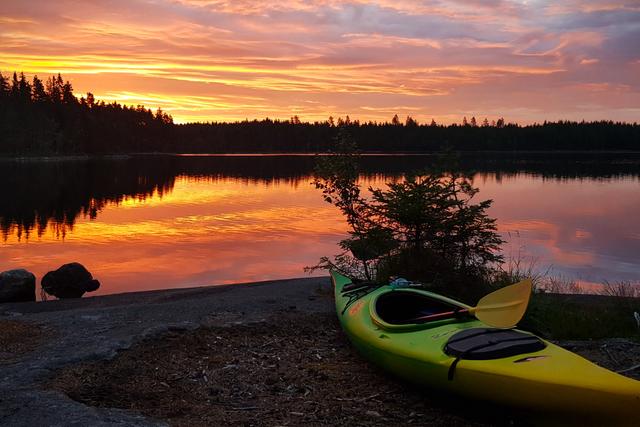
<box><xmin>332</xmin><ymin>271</ymin><xmax>640</xmax><ymax>425</ymax></box>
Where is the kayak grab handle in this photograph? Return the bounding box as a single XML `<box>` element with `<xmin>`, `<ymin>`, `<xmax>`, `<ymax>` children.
<box><xmin>411</xmin><ymin>308</ymin><xmax>470</xmax><ymax>324</ymax></box>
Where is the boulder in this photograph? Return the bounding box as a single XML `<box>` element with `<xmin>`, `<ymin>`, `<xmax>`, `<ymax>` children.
<box><xmin>41</xmin><ymin>263</ymin><xmax>100</xmax><ymax>299</ymax></box>
<box><xmin>0</xmin><ymin>269</ymin><xmax>36</xmax><ymax>303</ymax></box>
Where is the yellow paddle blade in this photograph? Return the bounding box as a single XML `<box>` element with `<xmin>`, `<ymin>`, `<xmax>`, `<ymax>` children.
<box><xmin>469</xmin><ymin>279</ymin><xmax>533</xmax><ymax>328</ymax></box>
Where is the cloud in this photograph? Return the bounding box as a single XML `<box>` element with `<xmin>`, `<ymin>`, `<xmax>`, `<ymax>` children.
<box><xmin>0</xmin><ymin>0</ymin><xmax>638</xmax><ymax>123</ymax></box>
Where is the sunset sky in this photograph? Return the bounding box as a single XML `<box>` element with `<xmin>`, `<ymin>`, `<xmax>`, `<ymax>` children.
<box><xmin>1</xmin><ymin>1</ymin><xmax>638</xmax><ymax>124</ymax></box>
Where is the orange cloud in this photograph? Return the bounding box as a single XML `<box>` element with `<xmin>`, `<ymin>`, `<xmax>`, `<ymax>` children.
<box><xmin>0</xmin><ymin>0</ymin><xmax>638</xmax><ymax>123</ymax></box>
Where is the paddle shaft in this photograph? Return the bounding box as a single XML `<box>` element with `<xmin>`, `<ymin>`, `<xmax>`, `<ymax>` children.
<box><xmin>412</xmin><ymin>308</ymin><xmax>472</xmax><ymax>323</ymax></box>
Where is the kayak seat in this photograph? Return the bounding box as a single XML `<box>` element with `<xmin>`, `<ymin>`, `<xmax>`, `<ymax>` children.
<box><xmin>444</xmin><ymin>328</ymin><xmax>546</xmax><ymax>360</ymax></box>
<box><xmin>375</xmin><ymin>291</ymin><xmax>461</xmax><ymax>325</ymax></box>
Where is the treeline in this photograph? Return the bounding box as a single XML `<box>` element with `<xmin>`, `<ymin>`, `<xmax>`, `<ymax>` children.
<box><xmin>176</xmin><ymin>117</ymin><xmax>639</xmax><ymax>152</ymax></box>
<box><xmin>1</xmin><ymin>71</ymin><xmax>638</xmax><ymax>154</ymax></box>
<box><xmin>0</xmin><ymin>72</ymin><xmax>174</xmax><ymax>154</ymax></box>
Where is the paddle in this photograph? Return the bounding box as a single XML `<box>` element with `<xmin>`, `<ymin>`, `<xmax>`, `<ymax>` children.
<box><xmin>412</xmin><ymin>279</ymin><xmax>533</xmax><ymax>328</ymax></box>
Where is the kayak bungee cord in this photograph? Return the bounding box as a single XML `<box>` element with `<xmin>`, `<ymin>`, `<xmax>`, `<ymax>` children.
<box><xmin>340</xmin><ymin>281</ymin><xmax>381</xmax><ymax>315</ymax></box>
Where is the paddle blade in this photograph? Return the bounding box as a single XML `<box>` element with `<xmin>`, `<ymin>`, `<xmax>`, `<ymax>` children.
<box><xmin>472</xmin><ymin>279</ymin><xmax>533</xmax><ymax>328</ymax></box>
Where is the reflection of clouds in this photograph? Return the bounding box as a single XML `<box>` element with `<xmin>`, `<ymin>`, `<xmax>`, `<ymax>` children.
<box><xmin>481</xmin><ymin>173</ymin><xmax>640</xmax><ymax>284</ymax></box>
<box><xmin>0</xmin><ymin>173</ymin><xmax>638</xmax><ymax>296</ymax></box>
<box><xmin>0</xmin><ymin>177</ymin><xmax>349</xmax><ymax>296</ymax></box>
<box><xmin>1</xmin><ymin>1</ymin><xmax>638</xmax><ymax>123</ymax></box>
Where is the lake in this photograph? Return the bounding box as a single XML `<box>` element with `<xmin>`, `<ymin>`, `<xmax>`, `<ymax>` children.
<box><xmin>1</xmin><ymin>153</ymin><xmax>639</xmax><ymax>298</ymax></box>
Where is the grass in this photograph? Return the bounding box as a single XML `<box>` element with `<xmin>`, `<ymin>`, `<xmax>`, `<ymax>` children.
<box><xmin>492</xmin><ymin>254</ymin><xmax>640</xmax><ymax>341</ymax></box>
<box><xmin>519</xmin><ymin>293</ymin><xmax>640</xmax><ymax>341</ymax></box>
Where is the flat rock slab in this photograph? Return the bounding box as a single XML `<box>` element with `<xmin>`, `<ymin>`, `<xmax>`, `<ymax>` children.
<box><xmin>0</xmin><ymin>277</ymin><xmax>331</xmax><ymax>426</ymax></box>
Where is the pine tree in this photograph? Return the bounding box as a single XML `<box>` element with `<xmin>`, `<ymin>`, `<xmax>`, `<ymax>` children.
<box><xmin>86</xmin><ymin>92</ymin><xmax>95</xmax><ymax>108</ymax></box>
<box><xmin>0</xmin><ymin>72</ymin><xmax>9</xmax><ymax>96</ymax></box>
<box><xmin>32</xmin><ymin>76</ymin><xmax>47</xmax><ymax>103</ymax></box>
<box><xmin>11</xmin><ymin>72</ymin><xmax>19</xmax><ymax>97</ymax></box>
<box><xmin>46</xmin><ymin>75</ymin><xmax>62</xmax><ymax>102</ymax></box>
<box><xmin>62</xmin><ymin>81</ymin><xmax>76</xmax><ymax>104</ymax></box>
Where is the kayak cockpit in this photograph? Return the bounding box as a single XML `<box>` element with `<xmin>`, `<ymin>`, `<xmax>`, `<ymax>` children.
<box><xmin>371</xmin><ymin>289</ymin><xmax>470</xmax><ymax>330</ymax></box>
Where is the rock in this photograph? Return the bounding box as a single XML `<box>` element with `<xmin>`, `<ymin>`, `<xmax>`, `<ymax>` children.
<box><xmin>41</xmin><ymin>263</ymin><xmax>100</xmax><ymax>299</ymax></box>
<box><xmin>0</xmin><ymin>269</ymin><xmax>36</xmax><ymax>303</ymax></box>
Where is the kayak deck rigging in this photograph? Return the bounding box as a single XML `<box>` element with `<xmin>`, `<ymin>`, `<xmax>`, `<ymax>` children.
<box><xmin>444</xmin><ymin>328</ymin><xmax>546</xmax><ymax>380</ymax></box>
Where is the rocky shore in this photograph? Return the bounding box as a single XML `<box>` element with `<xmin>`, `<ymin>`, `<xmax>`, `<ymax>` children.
<box><xmin>1</xmin><ymin>277</ymin><xmax>638</xmax><ymax>426</ymax></box>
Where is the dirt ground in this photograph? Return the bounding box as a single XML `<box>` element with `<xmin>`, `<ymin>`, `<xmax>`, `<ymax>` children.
<box><xmin>50</xmin><ymin>311</ymin><xmax>514</xmax><ymax>426</ymax></box>
<box><xmin>0</xmin><ymin>320</ymin><xmax>45</xmax><ymax>364</ymax></box>
<box><xmin>49</xmin><ymin>310</ymin><xmax>640</xmax><ymax>427</ymax></box>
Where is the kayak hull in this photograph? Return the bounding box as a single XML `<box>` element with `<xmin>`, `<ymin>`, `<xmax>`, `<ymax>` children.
<box><xmin>332</xmin><ymin>271</ymin><xmax>640</xmax><ymax>424</ymax></box>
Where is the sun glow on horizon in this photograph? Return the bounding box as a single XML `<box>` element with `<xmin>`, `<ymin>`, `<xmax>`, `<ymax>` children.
<box><xmin>1</xmin><ymin>0</ymin><xmax>639</xmax><ymax>124</ymax></box>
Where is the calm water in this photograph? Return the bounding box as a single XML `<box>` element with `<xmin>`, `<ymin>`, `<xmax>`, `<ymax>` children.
<box><xmin>1</xmin><ymin>153</ymin><xmax>639</xmax><ymax>297</ymax></box>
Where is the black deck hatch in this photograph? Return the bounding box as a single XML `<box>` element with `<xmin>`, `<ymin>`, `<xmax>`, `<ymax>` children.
<box><xmin>444</xmin><ymin>328</ymin><xmax>546</xmax><ymax>360</ymax></box>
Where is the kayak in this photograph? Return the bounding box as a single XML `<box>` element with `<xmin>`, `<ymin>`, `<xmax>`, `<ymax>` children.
<box><xmin>331</xmin><ymin>271</ymin><xmax>640</xmax><ymax>424</ymax></box>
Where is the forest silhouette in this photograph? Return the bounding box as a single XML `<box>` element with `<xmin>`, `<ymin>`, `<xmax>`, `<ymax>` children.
<box><xmin>1</xmin><ymin>71</ymin><xmax>639</xmax><ymax>155</ymax></box>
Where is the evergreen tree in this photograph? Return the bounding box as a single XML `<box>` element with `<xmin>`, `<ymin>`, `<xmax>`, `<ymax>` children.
<box><xmin>46</xmin><ymin>75</ymin><xmax>62</xmax><ymax>102</ymax></box>
<box><xmin>0</xmin><ymin>72</ymin><xmax>8</xmax><ymax>96</ymax></box>
<box><xmin>311</xmin><ymin>139</ymin><xmax>504</xmax><ymax>294</ymax></box>
<box><xmin>86</xmin><ymin>92</ymin><xmax>95</xmax><ymax>108</ymax></box>
<box><xmin>62</xmin><ymin>81</ymin><xmax>76</xmax><ymax>104</ymax></box>
<box><xmin>405</xmin><ymin>115</ymin><xmax>418</xmax><ymax>127</ymax></box>
<box><xmin>11</xmin><ymin>72</ymin><xmax>19</xmax><ymax>97</ymax></box>
<box><xmin>32</xmin><ymin>76</ymin><xmax>47</xmax><ymax>103</ymax></box>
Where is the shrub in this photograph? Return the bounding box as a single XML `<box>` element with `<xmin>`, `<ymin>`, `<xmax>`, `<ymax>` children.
<box><xmin>309</xmin><ymin>132</ymin><xmax>504</xmax><ymax>298</ymax></box>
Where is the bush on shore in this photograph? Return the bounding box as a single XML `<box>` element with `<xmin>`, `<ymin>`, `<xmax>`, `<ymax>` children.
<box><xmin>308</xmin><ymin>131</ymin><xmax>503</xmax><ymax>301</ymax></box>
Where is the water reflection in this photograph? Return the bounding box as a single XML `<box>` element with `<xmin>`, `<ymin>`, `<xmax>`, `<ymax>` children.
<box><xmin>0</xmin><ymin>158</ymin><xmax>176</xmax><ymax>240</ymax></box>
<box><xmin>0</xmin><ymin>154</ymin><xmax>638</xmax><ymax>297</ymax></box>
<box><xmin>478</xmin><ymin>174</ymin><xmax>640</xmax><ymax>289</ymax></box>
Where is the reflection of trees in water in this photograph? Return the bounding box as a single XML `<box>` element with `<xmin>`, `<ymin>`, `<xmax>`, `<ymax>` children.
<box><xmin>1</xmin><ymin>153</ymin><xmax>639</xmax><ymax>240</ymax></box>
<box><xmin>0</xmin><ymin>158</ymin><xmax>177</xmax><ymax>240</ymax></box>
<box><xmin>168</xmin><ymin>153</ymin><xmax>640</xmax><ymax>181</ymax></box>
<box><xmin>455</xmin><ymin>152</ymin><xmax>640</xmax><ymax>181</ymax></box>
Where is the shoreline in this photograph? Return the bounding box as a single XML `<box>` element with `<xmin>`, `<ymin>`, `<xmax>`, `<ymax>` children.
<box><xmin>0</xmin><ymin>277</ymin><xmax>331</xmax><ymax>426</ymax></box>
<box><xmin>2</xmin><ymin>150</ymin><xmax>640</xmax><ymax>162</ymax></box>
<box><xmin>1</xmin><ymin>277</ymin><xmax>638</xmax><ymax>426</ymax></box>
